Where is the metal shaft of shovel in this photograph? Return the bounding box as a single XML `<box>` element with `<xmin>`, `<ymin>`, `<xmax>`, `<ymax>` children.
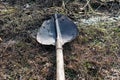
<box><xmin>55</xmin><ymin>14</ymin><xmax>65</xmax><ymax>80</ymax></box>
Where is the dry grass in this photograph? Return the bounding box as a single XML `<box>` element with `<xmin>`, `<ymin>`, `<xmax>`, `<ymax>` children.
<box><xmin>0</xmin><ymin>1</ymin><xmax>120</xmax><ymax>80</ymax></box>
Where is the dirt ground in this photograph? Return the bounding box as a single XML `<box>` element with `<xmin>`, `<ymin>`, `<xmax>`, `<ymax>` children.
<box><xmin>0</xmin><ymin>1</ymin><xmax>120</xmax><ymax>80</ymax></box>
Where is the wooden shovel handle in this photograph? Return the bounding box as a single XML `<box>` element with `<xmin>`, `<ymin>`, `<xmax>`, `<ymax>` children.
<box><xmin>56</xmin><ymin>39</ymin><xmax>65</xmax><ymax>80</ymax></box>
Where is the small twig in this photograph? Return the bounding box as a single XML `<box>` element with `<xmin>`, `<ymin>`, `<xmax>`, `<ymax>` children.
<box><xmin>62</xmin><ymin>0</ymin><xmax>65</xmax><ymax>9</ymax></box>
<box><xmin>87</xmin><ymin>0</ymin><xmax>95</xmax><ymax>13</ymax></box>
<box><xmin>62</xmin><ymin>0</ymin><xmax>71</xmax><ymax>9</ymax></box>
<box><xmin>0</xmin><ymin>37</ymin><xmax>2</xmax><ymax>42</ymax></box>
<box><xmin>80</xmin><ymin>0</ymin><xmax>96</xmax><ymax>14</ymax></box>
<box><xmin>0</xmin><ymin>1</ymin><xmax>8</xmax><ymax>10</ymax></box>
<box><xmin>80</xmin><ymin>0</ymin><xmax>90</xmax><ymax>10</ymax></box>
<box><xmin>81</xmin><ymin>0</ymin><xmax>104</xmax><ymax>15</ymax></box>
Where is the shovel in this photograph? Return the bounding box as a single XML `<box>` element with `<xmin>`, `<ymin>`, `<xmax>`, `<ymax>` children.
<box><xmin>36</xmin><ymin>14</ymin><xmax>78</xmax><ymax>80</ymax></box>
